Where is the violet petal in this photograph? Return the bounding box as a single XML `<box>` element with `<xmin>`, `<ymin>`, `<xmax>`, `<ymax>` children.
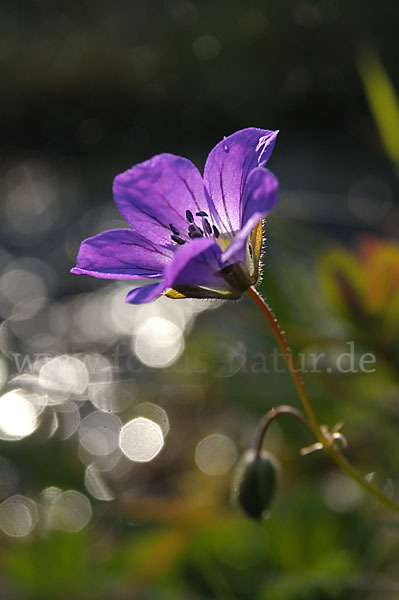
<box><xmin>221</xmin><ymin>168</ymin><xmax>279</xmax><ymax>266</ymax></box>
<box><xmin>113</xmin><ymin>153</ymin><xmax>209</xmax><ymax>247</ymax></box>
<box><xmin>71</xmin><ymin>229</ymin><xmax>172</xmax><ymax>279</ymax></box>
<box><xmin>203</xmin><ymin>128</ymin><xmax>278</xmax><ymax>233</ymax></box>
<box><xmin>125</xmin><ymin>237</ymin><xmax>225</xmax><ymax>304</ymax></box>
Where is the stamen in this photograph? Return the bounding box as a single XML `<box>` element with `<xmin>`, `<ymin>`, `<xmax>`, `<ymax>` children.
<box><xmin>188</xmin><ymin>223</ymin><xmax>203</xmax><ymax>238</ymax></box>
<box><xmin>212</xmin><ymin>225</ymin><xmax>220</xmax><ymax>238</ymax></box>
<box><xmin>196</xmin><ymin>211</ymin><xmax>208</xmax><ymax>217</ymax></box>
<box><xmin>203</xmin><ymin>218</ymin><xmax>212</xmax><ymax>235</ymax></box>
<box><xmin>171</xmin><ymin>234</ymin><xmax>185</xmax><ymax>245</ymax></box>
<box><xmin>169</xmin><ymin>223</ymin><xmax>180</xmax><ymax>236</ymax></box>
<box><xmin>248</xmin><ymin>244</ymin><xmax>253</xmax><ymax>258</ymax></box>
<box><xmin>186</xmin><ymin>210</ymin><xmax>194</xmax><ymax>223</ymax></box>
<box><xmin>188</xmin><ymin>230</ymin><xmax>203</xmax><ymax>239</ymax></box>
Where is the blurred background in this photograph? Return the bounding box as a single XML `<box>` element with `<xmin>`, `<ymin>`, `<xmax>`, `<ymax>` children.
<box><xmin>0</xmin><ymin>1</ymin><xmax>398</xmax><ymax>598</ymax></box>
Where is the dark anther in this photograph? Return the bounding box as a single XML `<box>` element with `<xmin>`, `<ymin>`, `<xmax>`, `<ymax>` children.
<box><xmin>196</xmin><ymin>211</ymin><xmax>208</xmax><ymax>217</ymax></box>
<box><xmin>171</xmin><ymin>234</ymin><xmax>186</xmax><ymax>245</ymax></box>
<box><xmin>188</xmin><ymin>223</ymin><xmax>203</xmax><ymax>236</ymax></box>
<box><xmin>203</xmin><ymin>218</ymin><xmax>212</xmax><ymax>235</ymax></box>
<box><xmin>188</xmin><ymin>223</ymin><xmax>203</xmax><ymax>237</ymax></box>
<box><xmin>248</xmin><ymin>244</ymin><xmax>253</xmax><ymax>258</ymax></box>
<box><xmin>188</xmin><ymin>230</ymin><xmax>203</xmax><ymax>239</ymax></box>
<box><xmin>169</xmin><ymin>223</ymin><xmax>180</xmax><ymax>236</ymax></box>
<box><xmin>212</xmin><ymin>225</ymin><xmax>220</xmax><ymax>238</ymax></box>
<box><xmin>186</xmin><ymin>210</ymin><xmax>194</xmax><ymax>223</ymax></box>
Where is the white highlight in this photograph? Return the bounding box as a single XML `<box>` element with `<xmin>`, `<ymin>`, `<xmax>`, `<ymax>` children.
<box><xmin>119</xmin><ymin>417</ymin><xmax>164</xmax><ymax>462</ymax></box>
<box><xmin>321</xmin><ymin>472</ymin><xmax>364</xmax><ymax>512</ymax></box>
<box><xmin>84</xmin><ymin>464</ymin><xmax>114</xmax><ymax>502</ymax></box>
<box><xmin>43</xmin><ymin>489</ymin><xmax>92</xmax><ymax>532</ymax></box>
<box><xmin>79</xmin><ymin>411</ymin><xmax>121</xmax><ymax>456</ymax></box>
<box><xmin>0</xmin><ymin>390</ymin><xmax>38</xmax><ymax>440</ymax></box>
<box><xmin>133</xmin><ymin>317</ymin><xmax>184</xmax><ymax>368</ymax></box>
<box><xmin>54</xmin><ymin>401</ymin><xmax>81</xmax><ymax>440</ymax></box>
<box><xmin>195</xmin><ymin>434</ymin><xmax>237</xmax><ymax>476</ymax></box>
<box><xmin>132</xmin><ymin>402</ymin><xmax>170</xmax><ymax>437</ymax></box>
<box><xmin>0</xmin><ymin>495</ymin><xmax>38</xmax><ymax>537</ymax></box>
<box><xmin>39</xmin><ymin>355</ymin><xmax>89</xmax><ymax>396</ymax></box>
<box><xmin>0</xmin><ymin>357</ymin><xmax>8</xmax><ymax>392</ymax></box>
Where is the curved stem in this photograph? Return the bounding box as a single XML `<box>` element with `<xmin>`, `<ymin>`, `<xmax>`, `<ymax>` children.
<box><xmin>253</xmin><ymin>405</ymin><xmax>313</xmax><ymax>457</ymax></box>
<box><xmin>246</xmin><ymin>286</ymin><xmax>399</xmax><ymax>513</ymax></box>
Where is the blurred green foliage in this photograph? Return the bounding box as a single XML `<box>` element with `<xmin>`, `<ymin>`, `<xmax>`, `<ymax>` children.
<box><xmin>358</xmin><ymin>49</ymin><xmax>399</xmax><ymax>170</ymax></box>
<box><xmin>0</xmin><ymin>1</ymin><xmax>398</xmax><ymax>599</ymax></box>
<box><xmin>1</xmin><ymin>232</ymin><xmax>398</xmax><ymax>599</ymax></box>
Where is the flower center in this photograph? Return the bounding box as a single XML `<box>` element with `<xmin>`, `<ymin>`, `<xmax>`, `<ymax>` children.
<box><xmin>169</xmin><ymin>210</ymin><xmax>220</xmax><ymax>246</ymax></box>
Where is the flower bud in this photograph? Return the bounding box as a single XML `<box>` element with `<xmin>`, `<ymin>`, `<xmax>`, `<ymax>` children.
<box><xmin>232</xmin><ymin>450</ymin><xmax>280</xmax><ymax>520</ymax></box>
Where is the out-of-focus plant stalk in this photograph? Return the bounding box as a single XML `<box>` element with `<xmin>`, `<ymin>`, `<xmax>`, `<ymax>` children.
<box><xmin>246</xmin><ymin>286</ymin><xmax>399</xmax><ymax>513</ymax></box>
<box><xmin>252</xmin><ymin>405</ymin><xmax>313</xmax><ymax>458</ymax></box>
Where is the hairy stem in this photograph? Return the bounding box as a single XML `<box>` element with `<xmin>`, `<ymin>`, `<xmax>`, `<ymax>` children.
<box><xmin>246</xmin><ymin>286</ymin><xmax>399</xmax><ymax>513</ymax></box>
<box><xmin>253</xmin><ymin>405</ymin><xmax>313</xmax><ymax>457</ymax></box>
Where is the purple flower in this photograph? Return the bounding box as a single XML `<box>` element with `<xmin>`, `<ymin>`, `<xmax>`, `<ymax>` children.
<box><xmin>71</xmin><ymin>128</ymin><xmax>279</xmax><ymax>304</ymax></box>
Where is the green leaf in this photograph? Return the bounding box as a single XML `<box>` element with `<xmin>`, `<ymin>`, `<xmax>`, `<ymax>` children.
<box><xmin>358</xmin><ymin>48</ymin><xmax>399</xmax><ymax>170</ymax></box>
